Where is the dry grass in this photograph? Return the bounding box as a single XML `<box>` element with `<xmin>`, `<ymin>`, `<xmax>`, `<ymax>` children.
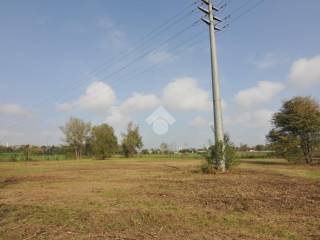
<box><xmin>0</xmin><ymin>158</ymin><xmax>319</xmax><ymax>240</ymax></box>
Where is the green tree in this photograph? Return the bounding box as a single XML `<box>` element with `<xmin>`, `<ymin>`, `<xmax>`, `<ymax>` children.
<box><xmin>141</xmin><ymin>149</ymin><xmax>150</xmax><ymax>154</ymax></box>
<box><xmin>121</xmin><ymin>122</ymin><xmax>143</xmax><ymax>157</ymax></box>
<box><xmin>267</xmin><ymin>96</ymin><xmax>320</xmax><ymax>164</ymax></box>
<box><xmin>60</xmin><ymin>117</ymin><xmax>91</xmax><ymax>159</ymax></box>
<box><xmin>255</xmin><ymin>144</ymin><xmax>265</xmax><ymax>151</ymax></box>
<box><xmin>91</xmin><ymin>124</ymin><xmax>118</xmax><ymax>159</ymax></box>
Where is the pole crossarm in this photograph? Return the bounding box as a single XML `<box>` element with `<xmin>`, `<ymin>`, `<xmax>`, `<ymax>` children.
<box><xmin>201</xmin><ymin>0</ymin><xmax>219</xmax><ymax>11</ymax></box>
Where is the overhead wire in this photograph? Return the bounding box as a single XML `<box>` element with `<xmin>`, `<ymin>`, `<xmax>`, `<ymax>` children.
<box><xmin>3</xmin><ymin>0</ymin><xmax>266</xmax><ymax>135</ymax></box>
<box><xmin>5</xmin><ymin>20</ymin><xmax>202</xmax><ymax>130</ymax></box>
<box><xmin>3</xmin><ymin>1</ymin><xmax>201</xmax><ymax>129</ymax></box>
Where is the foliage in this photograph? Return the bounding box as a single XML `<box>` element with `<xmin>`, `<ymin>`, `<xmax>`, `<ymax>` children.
<box><xmin>60</xmin><ymin>117</ymin><xmax>91</xmax><ymax>159</ymax></box>
<box><xmin>121</xmin><ymin>122</ymin><xmax>143</xmax><ymax>157</ymax></box>
<box><xmin>254</xmin><ymin>144</ymin><xmax>265</xmax><ymax>151</ymax></box>
<box><xmin>267</xmin><ymin>96</ymin><xmax>320</xmax><ymax>164</ymax></box>
<box><xmin>202</xmin><ymin>134</ymin><xmax>236</xmax><ymax>173</ymax></box>
<box><xmin>236</xmin><ymin>150</ymin><xmax>275</xmax><ymax>159</ymax></box>
<box><xmin>239</xmin><ymin>143</ymin><xmax>250</xmax><ymax>152</ymax></box>
<box><xmin>23</xmin><ymin>145</ymin><xmax>32</xmax><ymax>161</ymax></box>
<box><xmin>267</xmin><ymin>129</ymin><xmax>303</xmax><ymax>163</ymax></box>
<box><xmin>91</xmin><ymin>124</ymin><xmax>118</xmax><ymax>159</ymax></box>
<box><xmin>160</xmin><ymin>142</ymin><xmax>169</xmax><ymax>154</ymax></box>
<box><xmin>224</xmin><ymin>135</ymin><xmax>236</xmax><ymax>169</ymax></box>
<box><xmin>141</xmin><ymin>149</ymin><xmax>150</xmax><ymax>154</ymax></box>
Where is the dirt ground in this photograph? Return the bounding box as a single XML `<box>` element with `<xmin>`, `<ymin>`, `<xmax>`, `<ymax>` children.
<box><xmin>0</xmin><ymin>158</ymin><xmax>319</xmax><ymax>240</ymax></box>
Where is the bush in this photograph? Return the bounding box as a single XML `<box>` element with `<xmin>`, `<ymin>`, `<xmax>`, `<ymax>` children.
<box><xmin>201</xmin><ymin>160</ymin><xmax>215</xmax><ymax>174</ymax></box>
<box><xmin>202</xmin><ymin>135</ymin><xmax>236</xmax><ymax>173</ymax></box>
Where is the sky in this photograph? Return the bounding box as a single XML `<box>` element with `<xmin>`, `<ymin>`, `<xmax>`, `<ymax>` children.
<box><xmin>0</xmin><ymin>0</ymin><xmax>320</xmax><ymax>149</ymax></box>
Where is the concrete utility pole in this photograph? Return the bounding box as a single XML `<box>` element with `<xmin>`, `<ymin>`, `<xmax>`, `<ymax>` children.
<box><xmin>199</xmin><ymin>0</ymin><xmax>225</xmax><ymax>172</ymax></box>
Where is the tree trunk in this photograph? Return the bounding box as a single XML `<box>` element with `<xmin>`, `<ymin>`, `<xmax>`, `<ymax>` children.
<box><xmin>300</xmin><ymin>136</ymin><xmax>313</xmax><ymax>164</ymax></box>
<box><xmin>75</xmin><ymin>148</ymin><xmax>79</xmax><ymax>160</ymax></box>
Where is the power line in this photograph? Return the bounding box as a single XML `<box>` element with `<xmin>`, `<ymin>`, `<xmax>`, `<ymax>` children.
<box><xmin>98</xmin><ymin>20</ymin><xmax>201</xmax><ymax>82</ymax></box>
<box><xmin>54</xmin><ymin>9</ymin><xmax>199</xmax><ymax>105</ymax></box>
<box><xmin>57</xmin><ymin>20</ymin><xmax>201</xmax><ymax>106</ymax></box>
<box><xmin>220</xmin><ymin>0</ymin><xmax>265</xmax><ymax>30</ymax></box>
<box><xmin>93</xmin><ymin>30</ymin><xmax>208</xmax><ymax>93</ymax></box>
<box><xmin>4</xmin><ymin>0</ymin><xmax>264</xmax><ymax>133</ymax></box>
<box><xmin>92</xmin><ymin>9</ymin><xmax>199</xmax><ymax>79</ymax></box>
<box><xmin>5</xmin><ymin>21</ymin><xmax>201</xmax><ymax>130</ymax></box>
<box><xmin>3</xmin><ymin>2</ymin><xmax>200</xmax><ymax>128</ymax></box>
<box><xmin>54</xmin><ymin>30</ymin><xmax>210</xmax><ymax>110</ymax></box>
<box><xmin>86</xmin><ymin>1</ymin><xmax>199</xmax><ymax>78</ymax></box>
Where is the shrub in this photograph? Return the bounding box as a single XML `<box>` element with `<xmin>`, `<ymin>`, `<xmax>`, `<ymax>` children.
<box><xmin>202</xmin><ymin>134</ymin><xmax>236</xmax><ymax>173</ymax></box>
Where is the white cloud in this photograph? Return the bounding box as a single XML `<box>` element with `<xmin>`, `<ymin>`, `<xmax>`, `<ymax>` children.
<box><xmin>119</xmin><ymin>93</ymin><xmax>160</xmax><ymax>113</ymax></box>
<box><xmin>105</xmin><ymin>107</ymin><xmax>129</xmax><ymax>129</ymax></box>
<box><xmin>226</xmin><ymin>109</ymin><xmax>273</xmax><ymax>128</ymax></box>
<box><xmin>0</xmin><ymin>104</ymin><xmax>30</xmax><ymax>117</ymax></box>
<box><xmin>57</xmin><ymin>81</ymin><xmax>116</xmax><ymax>114</ymax></box>
<box><xmin>105</xmin><ymin>93</ymin><xmax>160</xmax><ymax>128</ymax></box>
<box><xmin>255</xmin><ymin>53</ymin><xmax>280</xmax><ymax>69</ymax></box>
<box><xmin>163</xmin><ymin>77</ymin><xmax>211</xmax><ymax>111</ymax></box>
<box><xmin>147</xmin><ymin>50</ymin><xmax>173</xmax><ymax>64</ymax></box>
<box><xmin>98</xmin><ymin>17</ymin><xmax>128</xmax><ymax>51</ymax></box>
<box><xmin>190</xmin><ymin>116</ymin><xmax>208</xmax><ymax>128</ymax></box>
<box><xmin>288</xmin><ymin>55</ymin><xmax>320</xmax><ymax>88</ymax></box>
<box><xmin>235</xmin><ymin>81</ymin><xmax>285</xmax><ymax>107</ymax></box>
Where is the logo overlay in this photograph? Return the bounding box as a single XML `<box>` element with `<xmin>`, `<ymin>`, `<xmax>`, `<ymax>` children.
<box><xmin>146</xmin><ymin>106</ymin><xmax>176</xmax><ymax>135</ymax></box>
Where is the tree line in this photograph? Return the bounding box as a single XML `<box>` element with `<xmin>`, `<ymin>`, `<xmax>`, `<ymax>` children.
<box><xmin>1</xmin><ymin>96</ymin><xmax>318</xmax><ymax>164</ymax></box>
<box><xmin>60</xmin><ymin>118</ymin><xmax>143</xmax><ymax>160</ymax></box>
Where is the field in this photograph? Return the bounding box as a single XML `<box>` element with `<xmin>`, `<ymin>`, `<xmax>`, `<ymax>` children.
<box><xmin>0</xmin><ymin>158</ymin><xmax>319</xmax><ymax>240</ymax></box>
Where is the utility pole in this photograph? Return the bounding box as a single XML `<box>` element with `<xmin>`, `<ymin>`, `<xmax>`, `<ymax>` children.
<box><xmin>199</xmin><ymin>0</ymin><xmax>225</xmax><ymax>172</ymax></box>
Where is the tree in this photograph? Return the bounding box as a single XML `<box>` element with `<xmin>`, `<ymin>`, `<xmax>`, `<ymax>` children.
<box><xmin>60</xmin><ymin>117</ymin><xmax>91</xmax><ymax>159</ymax></box>
<box><xmin>160</xmin><ymin>142</ymin><xmax>169</xmax><ymax>154</ymax></box>
<box><xmin>141</xmin><ymin>149</ymin><xmax>150</xmax><ymax>155</ymax></box>
<box><xmin>267</xmin><ymin>96</ymin><xmax>320</xmax><ymax>164</ymax></box>
<box><xmin>255</xmin><ymin>144</ymin><xmax>265</xmax><ymax>151</ymax></box>
<box><xmin>91</xmin><ymin>124</ymin><xmax>118</xmax><ymax>159</ymax></box>
<box><xmin>239</xmin><ymin>143</ymin><xmax>249</xmax><ymax>152</ymax></box>
<box><xmin>121</xmin><ymin>122</ymin><xmax>143</xmax><ymax>157</ymax></box>
<box><xmin>23</xmin><ymin>144</ymin><xmax>32</xmax><ymax>161</ymax></box>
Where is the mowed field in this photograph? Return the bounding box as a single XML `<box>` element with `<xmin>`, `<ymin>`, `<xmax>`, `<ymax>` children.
<box><xmin>0</xmin><ymin>158</ymin><xmax>319</xmax><ymax>240</ymax></box>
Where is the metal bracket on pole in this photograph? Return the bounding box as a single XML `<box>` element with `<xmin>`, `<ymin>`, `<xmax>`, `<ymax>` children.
<box><xmin>201</xmin><ymin>0</ymin><xmax>219</xmax><ymax>11</ymax></box>
<box><xmin>201</xmin><ymin>17</ymin><xmax>210</xmax><ymax>25</ymax></box>
<box><xmin>201</xmin><ymin>17</ymin><xmax>221</xmax><ymax>31</ymax></box>
<box><xmin>198</xmin><ymin>6</ymin><xmax>209</xmax><ymax>14</ymax></box>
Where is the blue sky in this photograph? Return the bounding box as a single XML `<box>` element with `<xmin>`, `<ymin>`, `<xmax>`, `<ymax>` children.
<box><xmin>1</xmin><ymin>0</ymin><xmax>320</xmax><ymax>148</ymax></box>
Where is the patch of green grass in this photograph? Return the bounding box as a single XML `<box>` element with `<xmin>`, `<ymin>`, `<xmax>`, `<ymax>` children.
<box><xmin>238</xmin><ymin>158</ymin><xmax>320</xmax><ymax>180</ymax></box>
<box><xmin>275</xmin><ymin>168</ymin><xmax>320</xmax><ymax>180</ymax></box>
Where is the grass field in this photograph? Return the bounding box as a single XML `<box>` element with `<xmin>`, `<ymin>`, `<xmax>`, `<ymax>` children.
<box><xmin>0</xmin><ymin>158</ymin><xmax>319</xmax><ymax>240</ymax></box>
